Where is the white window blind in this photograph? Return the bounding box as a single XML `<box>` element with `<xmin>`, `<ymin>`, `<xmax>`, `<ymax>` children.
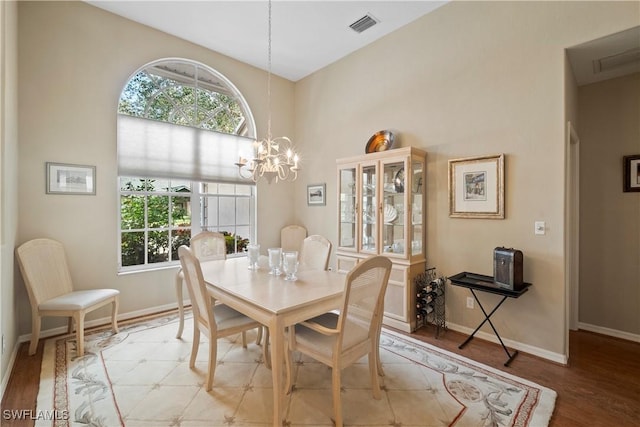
<box><xmin>117</xmin><ymin>114</ymin><xmax>254</xmax><ymax>184</ymax></box>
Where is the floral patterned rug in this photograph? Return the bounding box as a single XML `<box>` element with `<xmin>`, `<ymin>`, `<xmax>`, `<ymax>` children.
<box><xmin>35</xmin><ymin>311</ymin><xmax>556</xmax><ymax>426</ymax></box>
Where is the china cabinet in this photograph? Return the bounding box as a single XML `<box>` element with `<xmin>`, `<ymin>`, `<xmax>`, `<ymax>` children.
<box><xmin>336</xmin><ymin>146</ymin><xmax>426</xmax><ymax>332</ymax></box>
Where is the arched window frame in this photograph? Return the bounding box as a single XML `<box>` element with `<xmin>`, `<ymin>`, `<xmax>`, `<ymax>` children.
<box><xmin>117</xmin><ymin>58</ymin><xmax>257</xmax><ymax>272</ymax></box>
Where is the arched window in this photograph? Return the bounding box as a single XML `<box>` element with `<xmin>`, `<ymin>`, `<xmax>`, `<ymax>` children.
<box><xmin>117</xmin><ymin>59</ymin><xmax>256</xmax><ymax>271</ymax></box>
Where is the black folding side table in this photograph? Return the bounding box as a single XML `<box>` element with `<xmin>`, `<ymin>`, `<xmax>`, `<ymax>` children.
<box><xmin>448</xmin><ymin>272</ymin><xmax>531</xmax><ymax>367</ymax></box>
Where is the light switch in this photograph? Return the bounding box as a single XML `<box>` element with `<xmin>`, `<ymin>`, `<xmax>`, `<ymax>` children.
<box><xmin>535</xmin><ymin>221</ymin><xmax>546</xmax><ymax>235</ymax></box>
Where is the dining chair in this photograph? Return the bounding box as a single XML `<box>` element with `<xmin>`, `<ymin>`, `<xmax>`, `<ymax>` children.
<box><xmin>175</xmin><ymin>231</ymin><xmax>227</xmax><ymax>339</ymax></box>
<box><xmin>175</xmin><ymin>232</ymin><xmax>264</xmax><ymax>340</ymax></box>
<box><xmin>176</xmin><ymin>231</ymin><xmax>265</xmax><ymax>347</ymax></box>
<box><xmin>178</xmin><ymin>245</ymin><xmax>267</xmax><ymax>391</ymax></box>
<box><xmin>299</xmin><ymin>234</ymin><xmax>332</xmax><ymax>271</ymax></box>
<box><xmin>280</xmin><ymin>224</ymin><xmax>307</xmax><ymax>252</ymax></box>
<box><xmin>284</xmin><ymin>255</ymin><xmax>392</xmax><ymax>427</ymax></box>
<box><xmin>16</xmin><ymin>238</ymin><xmax>120</xmax><ymax>357</ymax></box>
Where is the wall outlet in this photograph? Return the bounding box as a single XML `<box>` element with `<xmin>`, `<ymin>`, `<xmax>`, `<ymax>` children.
<box><xmin>466</xmin><ymin>297</ymin><xmax>474</xmax><ymax>309</ymax></box>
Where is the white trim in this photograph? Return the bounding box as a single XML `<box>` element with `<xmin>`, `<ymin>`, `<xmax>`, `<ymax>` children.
<box><xmin>565</xmin><ymin>120</ymin><xmax>580</xmax><ymax>336</ymax></box>
<box><xmin>0</xmin><ymin>337</ymin><xmax>20</xmax><ymax>402</ymax></box>
<box><xmin>446</xmin><ymin>321</ymin><xmax>569</xmax><ymax>365</ymax></box>
<box><xmin>578</xmin><ymin>322</ymin><xmax>640</xmax><ymax>343</ymax></box>
<box><xmin>17</xmin><ymin>302</ymin><xmax>182</xmax><ymax>345</ymax></box>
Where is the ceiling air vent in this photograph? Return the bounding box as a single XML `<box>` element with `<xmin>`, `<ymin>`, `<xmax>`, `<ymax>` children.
<box><xmin>593</xmin><ymin>47</ymin><xmax>640</xmax><ymax>73</ymax></box>
<box><xmin>349</xmin><ymin>14</ymin><xmax>379</xmax><ymax>34</ymax></box>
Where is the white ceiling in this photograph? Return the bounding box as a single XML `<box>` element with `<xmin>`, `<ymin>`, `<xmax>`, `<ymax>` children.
<box><xmin>87</xmin><ymin>0</ymin><xmax>447</xmax><ymax>82</ymax></box>
<box><xmin>87</xmin><ymin>1</ymin><xmax>638</xmax><ymax>85</ymax></box>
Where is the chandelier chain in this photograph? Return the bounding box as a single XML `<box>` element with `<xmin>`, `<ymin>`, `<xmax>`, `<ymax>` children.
<box><xmin>267</xmin><ymin>0</ymin><xmax>272</xmax><ymax>140</ymax></box>
<box><xmin>234</xmin><ymin>0</ymin><xmax>300</xmax><ymax>184</ymax></box>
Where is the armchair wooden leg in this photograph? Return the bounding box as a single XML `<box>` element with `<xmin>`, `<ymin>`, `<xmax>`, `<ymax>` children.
<box><xmin>175</xmin><ymin>270</ymin><xmax>185</xmax><ymax>339</ymax></box>
<box><xmin>376</xmin><ymin>348</ymin><xmax>384</xmax><ymax>376</ymax></box>
<box><xmin>374</xmin><ymin>322</ymin><xmax>385</xmax><ymax>377</ymax></box>
<box><xmin>111</xmin><ymin>297</ymin><xmax>119</xmax><ymax>334</ymax></box>
<box><xmin>241</xmin><ymin>331</ymin><xmax>247</xmax><ymax>348</ymax></box>
<box><xmin>284</xmin><ymin>344</ymin><xmax>293</xmax><ymax>393</ymax></box>
<box><xmin>263</xmin><ymin>327</ymin><xmax>271</xmax><ymax>369</ymax></box>
<box><xmin>206</xmin><ymin>334</ymin><xmax>217</xmax><ymax>392</ymax></box>
<box><xmin>190</xmin><ymin>327</ymin><xmax>200</xmax><ymax>369</ymax></box>
<box><xmin>75</xmin><ymin>313</ymin><xmax>85</xmax><ymax>357</ymax></box>
<box><xmin>256</xmin><ymin>325</ymin><xmax>263</xmax><ymax>345</ymax></box>
<box><xmin>29</xmin><ymin>314</ymin><xmax>41</xmax><ymax>356</ymax></box>
<box><xmin>332</xmin><ymin>367</ymin><xmax>343</xmax><ymax>427</ymax></box>
<box><xmin>369</xmin><ymin>352</ymin><xmax>382</xmax><ymax>399</ymax></box>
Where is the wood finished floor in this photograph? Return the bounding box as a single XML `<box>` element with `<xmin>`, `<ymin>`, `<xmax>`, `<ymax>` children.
<box><xmin>2</xmin><ymin>321</ymin><xmax>639</xmax><ymax>427</ymax></box>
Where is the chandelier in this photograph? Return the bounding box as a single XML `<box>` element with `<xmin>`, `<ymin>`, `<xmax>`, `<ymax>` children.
<box><xmin>236</xmin><ymin>0</ymin><xmax>300</xmax><ymax>184</ymax></box>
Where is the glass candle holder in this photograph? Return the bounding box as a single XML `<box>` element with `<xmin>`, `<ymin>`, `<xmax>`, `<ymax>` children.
<box><xmin>282</xmin><ymin>251</ymin><xmax>299</xmax><ymax>281</ymax></box>
<box><xmin>247</xmin><ymin>244</ymin><xmax>260</xmax><ymax>270</ymax></box>
<box><xmin>268</xmin><ymin>247</ymin><xmax>282</xmax><ymax>276</ymax></box>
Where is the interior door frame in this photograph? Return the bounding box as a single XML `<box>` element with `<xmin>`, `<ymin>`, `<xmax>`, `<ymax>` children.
<box><xmin>565</xmin><ymin>121</ymin><xmax>580</xmax><ymax>356</ymax></box>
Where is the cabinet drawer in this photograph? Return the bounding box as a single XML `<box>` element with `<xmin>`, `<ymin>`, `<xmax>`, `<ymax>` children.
<box><xmin>384</xmin><ymin>282</ymin><xmax>407</xmax><ymax>321</ymax></box>
<box><xmin>384</xmin><ymin>264</ymin><xmax>409</xmax><ymax>322</ymax></box>
<box><xmin>389</xmin><ymin>265</ymin><xmax>407</xmax><ymax>284</ymax></box>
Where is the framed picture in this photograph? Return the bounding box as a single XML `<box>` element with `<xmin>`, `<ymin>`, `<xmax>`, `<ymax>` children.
<box><xmin>623</xmin><ymin>154</ymin><xmax>640</xmax><ymax>192</ymax></box>
<box><xmin>307</xmin><ymin>183</ymin><xmax>326</xmax><ymax>206</ymax></box>
<box><xmin>449</xmin><ymin>154</ymin><xmax>504</xmax><ymax>219</ymax></box>
<box><xmin>46</xmin><ymin>162</ymin><xmax>96</xmax><ymax>195</ymax></box>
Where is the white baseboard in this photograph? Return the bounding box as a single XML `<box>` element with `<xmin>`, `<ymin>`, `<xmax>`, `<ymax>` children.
<box><xmin>0</xmin><ymin>339</ymin><xmax>20</xmax><ymax>402</ymax></box>
<box><xmin>446</xmin><ymin>322</ymin><xmax>568</xmax><ymax>365</ymax></box>
<box><xmin>577</xmin><ymin>322</ymin><xmax>640</xmax><ymax>343</ymax></box>
<box><xmin>17</xmin><ymin>302</ymin><xmax>182</xmax><ymax>344</ymax></box>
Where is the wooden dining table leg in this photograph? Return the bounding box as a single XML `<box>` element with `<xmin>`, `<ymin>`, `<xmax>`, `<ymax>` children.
<box><xmin>269</xmin><ymin>317</ymin><xmax>285</xmax><ymax>427</ymax></box>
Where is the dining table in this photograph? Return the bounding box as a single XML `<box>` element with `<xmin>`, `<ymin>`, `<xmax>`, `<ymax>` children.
<box><xmin>199</xmin><ymin>256</ymin><xmax>347</xmax><ymax>427</ymax></box>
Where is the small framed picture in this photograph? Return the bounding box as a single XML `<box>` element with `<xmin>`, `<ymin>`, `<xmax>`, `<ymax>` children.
<box><xmin>448</xmin><ymin>154</ymin><xmax>504</xmax><ymax>219</ymax></box>
<box><xmin>46</xmin><ymin>162</ymin><xmax>96</xmax><ymax>195</ymax></box>
<box><xmin>623</xmin><ymin>154</ymin><xmax>640</xmax><ymax>192</ymax></box>
<box><xmin>307</xmin><ymin>183</ymin><xmax>326</xmax><ymax>206</ymax></box>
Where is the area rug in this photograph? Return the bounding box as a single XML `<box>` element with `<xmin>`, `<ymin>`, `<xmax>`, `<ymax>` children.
<box><xmin>35</xmin><ymin>311</ymin><xmax>556</xmax><ymax>427</ymax></box>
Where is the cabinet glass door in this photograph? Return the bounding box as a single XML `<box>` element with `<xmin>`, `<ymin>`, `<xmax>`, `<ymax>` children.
<box><xmin>338</xmin><ymin>166</ymin><xmax>357</xmax><ymax>249</ymax></box>
<box><xmin>411</xmin><ymin>159</ymin><xmax>424</xmax><ymax>256</ymax></box>
<box><xmin>381</xmin><ymin>160</ymin><xmax>406</xmax><ymax>256</ymax></box>
<box><xmin>360</xmin><ymin>164</ymin><xmax>377</xmax><ymax>253</ymax></box>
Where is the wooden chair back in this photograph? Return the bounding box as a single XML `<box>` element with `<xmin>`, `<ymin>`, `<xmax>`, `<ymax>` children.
<box><xmin>190</xmin><ymin>231</ymin><xmax>227</xmax><ymax>261</ymax></box>
<box><xmin>178</xmin><ymin>245</ymin><xmax>217</xmax><ymax>334</ymax></box>
<box><xmin>281</xmin><ymin>225</ymin><xmax>307</xmax><ymax>252</ymax></box>
<box><xmin>16</xmin><ymin>238</ymin><xmax>74</xmax><ymax>309</ymax></box>
<box><xmin>299</xmin><ymin>234</ymin><xmax>332</xmax><ymax>271</ymax></box>
<box><xmin>338</xmin><ymin>256</ymin><xmax>391</xmax><ymax>351</ymax></box>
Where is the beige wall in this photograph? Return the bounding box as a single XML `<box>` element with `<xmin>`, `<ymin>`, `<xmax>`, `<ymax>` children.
<box><xmin>578</xmin><ymin>73</ymin><xmax>640</xmax><ymax>336</ymax></box>
<box><xmin>293</xmin><ymin>1</ymin><xmax>639</xmax><ymax>359</ymax></box>
<box><xmin>15</xmin><ymin>2</ymin><xmax>295</xmax><ymax>336</ymax></box>
<box><xmin>1</xmin><ymin>0</ymin><xmax>19</xmax><ymax>392</ymax></box>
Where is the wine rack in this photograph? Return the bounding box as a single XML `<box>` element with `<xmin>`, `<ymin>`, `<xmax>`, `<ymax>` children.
<box><xmin>415</xmin><ymin>267</ymin><xmax>446</xmax><ymax>337</ymax></box>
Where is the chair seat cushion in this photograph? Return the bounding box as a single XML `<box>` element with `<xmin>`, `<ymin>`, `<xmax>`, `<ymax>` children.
<box><xmin>294</xmin><ymin>312</ymin><xmax>369</xmax><ymax>357</ymax></box>
<box><xmin>214</xmin><ymin>304</ymin><xmax>258</xmax><ymax>330</ymax></box>
<box><xmin>39</xmin><ymin>289</ymin><xmax>119</xmax><ymax>311</ymax></box>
